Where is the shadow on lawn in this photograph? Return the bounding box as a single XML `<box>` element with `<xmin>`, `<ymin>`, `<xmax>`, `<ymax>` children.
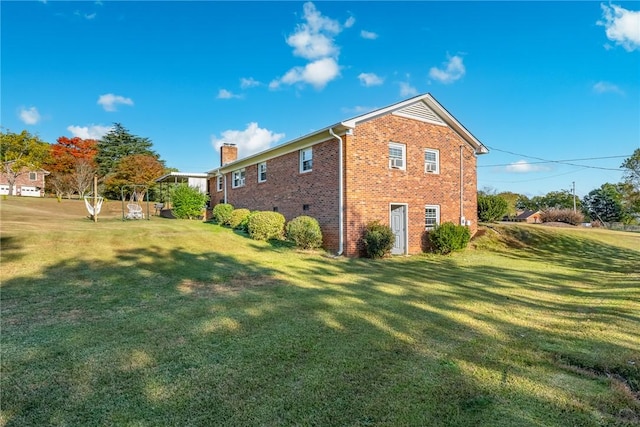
<box><xmin>1</xmin><ymin>236</ymin><xmax>639</xmax><ymax>426</ymax></box>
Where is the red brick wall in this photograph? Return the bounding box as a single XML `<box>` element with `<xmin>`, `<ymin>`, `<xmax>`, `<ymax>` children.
<box><xmin>0</xmin><ymin>168</ymin><xmax>47</xmax><ymax>196</ymax></box>
<box><xmin>209</xmin><ymin>114</ymin><xmax>480</xmax><ymax>257</ymax></box>
<box><xmin>343</xmin><ymin>115</ymin><xmax>478</xmax><ymax>256</ymax></box>
<box><xmin>210</xmin><ymin>139</ymin><xmax>341</xmax><ymax>251</ymax></box>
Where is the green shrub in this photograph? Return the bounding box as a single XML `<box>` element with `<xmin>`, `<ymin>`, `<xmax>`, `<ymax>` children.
<box><xmin>362</xmin><ymin>221</ymin><xmax>395</xmax><ymax>259</ymax></box>
<box><xmin>428</xmin><ymin>222</ymin><xmax>471</xmax><ymax>254</ymax></box>
<box><xmin>247</xmin><ymin>211</ymin><xmax>286</xmax><ymax>241</ymax></box>
<box><xmin>478</xmin><ymin>194</ymin><xmax>508</xmax><ymax>222</ymax></box>
<box><xmin>170</xmin><ymin>184</ymin><xmax>210</xmax><ymax>220</ymax></box>
<box><xmin>212</xmin><ymin>203</ymin><xmax>234</xmax><ymax>225</ymax></box>
<box><xmin>228</xmin><ymin>208</ymin><xmax>251</xmax><ymax>230</ymax></box>
<box><xmin>286</xmin><ymin>216</ymin><xmax>323</xmax><ymax>249</ymax></box>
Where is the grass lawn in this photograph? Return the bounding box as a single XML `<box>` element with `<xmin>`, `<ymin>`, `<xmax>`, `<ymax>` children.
<box><xmin>1</xmin><ymin>197</ymin><xmax>639</xmax><ymax>426</ymax></box>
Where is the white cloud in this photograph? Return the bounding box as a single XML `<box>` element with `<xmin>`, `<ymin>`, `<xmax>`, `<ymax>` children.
<box><xmin>593</xmin><ymin>81</ymin><xmax>625</xmax><ymax>95</ymax></box>
<box><xmin>67</xmin><ymin>124</ymin><xmax>112</xmax><ymax>139</ymax></box>
<box><xmin>429</xmin><ymin>55</ymin><xmax>466</xmax><ymax>84</ymax></box>
<box><xmin>360</xmin><ymin>30</ymin><xmax>378</xmax><ymax>40</ymax></box>
<box><xmin>597</xmin><ymin>3</ymin><xmax>640</xmax><ymax>51</ymax></box>
<box><xmin>240</xmin><ymin>77</ymin><xmax>260</xmax><ymax>89</ymax></box>
<box><xmin>505</xmin><ymin>160</ymin><xmax>549</xmax><ymax>173</ymax></box>
<box><xmin>19</xmin><ymin>107</ymin><xmax>41</xmax><ymax>125</ymax></box>
<box><xmin>399</xmin><ymin>82</ymin><xmax>417</xmax><ymax>97</ymax></box>
<box><xmin>217</xmin><ymin>89</ymin><xmax>242</xmax><ymax>99</ymax></box>
<box><xmin>97</xmin><ymin>93</ymin><xmax>133</xmax><ymax>111</ymax></box>
<box><xmin>286</xmin><ymin>2</ymin><xmax>342</xmax><ymax>60</ymax></box>
<box><xmin>211</xmin><ymin>123</ymin><xmax>285</xmax><ymax>158</ymax></box>
<box><xmin>85</xmin><ymin>12</ymin><xmax>96</xmax><ymax>20</ymax></box>
<box><xmin>273</xmin><ymin>2</ymin><xmax>349</xmax><ymax>90</ymax></box>
<box><xmin>358</xmin><ymin>72</ymin><xmax>383</xmax><ymax>87</ymax></box>
<box><xmin>271</xmin><ymin>57</ymin><xmax>340</xmax><ymax>90</ymax></box>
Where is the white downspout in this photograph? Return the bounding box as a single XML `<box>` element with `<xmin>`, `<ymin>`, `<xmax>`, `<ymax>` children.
<box><xmin>329</xmin><ymin>128</ymin><xmax>344</xmax><ymax>256</ymax></box>
<box><xmin>459</xmin><ymin>145</ymin><xmax>464</xmax><ymax>225</ymax></box>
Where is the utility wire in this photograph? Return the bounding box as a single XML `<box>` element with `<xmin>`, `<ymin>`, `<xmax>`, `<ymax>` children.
<box><xmin>479</xmin><ymin>155</ymin><xmax>629</xmax><ymax>168</ymax></box>
<box><xmin>483</xmin><ymin>146</ymin><xmax>629</xmax><ymax>171</ymax></box>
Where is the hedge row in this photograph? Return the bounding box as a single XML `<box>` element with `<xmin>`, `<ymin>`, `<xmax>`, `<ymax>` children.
<box><xmin>211</xmin><ymin>203</ymin><xmax>323</xmax><ymax>248</ymax></box>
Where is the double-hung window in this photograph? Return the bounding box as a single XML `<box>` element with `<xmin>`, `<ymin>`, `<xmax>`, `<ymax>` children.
<box><xmin>300</xmin><ymin>148</ymin><xmax>313</xmax><ymax>173</ymax></box>
<box><xmin>29</xmin><ymin>172</ymin><xmax>37</xmax><ymax>181</ymax></box>
<box><xmin>232</xmin><ymin>169</ymin><xmax>245</xmax><ymax>188</ymax></box>
<box><xmin>424</xmin><ymin>149</ymin><xmax>439</xmax><ymax>174</ymax></box>
<box><xmin>388</xmin><ymin>142</ymin><xmax>406</xmax><ymax>170</ymax></box>
<box><xmin>216</xmin><ymin>175</ymin><xmax>223</xmax><ymax>192</ymax></box>
<box><xmin>425</xmin><ymin>205</ymin><xmax>440</xmax><ymax>230</ymax></box>
<box><xmin>258</xmin><ymin>162</ymin><xmax>267</xmax><ymax>183</ymax></box>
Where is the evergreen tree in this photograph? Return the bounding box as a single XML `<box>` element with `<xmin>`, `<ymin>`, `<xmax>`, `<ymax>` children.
<box><xmin>582</xmin><ymin>183</ymin><xmax>626</xmax><ymax>223</ymax></box>
<box><xmin>95</xmin><ymin>123</ymin><xmax>160</xmax><ymax>177</ymax></box>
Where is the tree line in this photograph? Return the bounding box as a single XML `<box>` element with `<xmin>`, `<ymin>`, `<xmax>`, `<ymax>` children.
<box><xmin>1</xmin><ymin>123</ymin><xmax>170</xmax><ymax>200</ymax></box>
<box><xmin>478</xmin><ymin>149</ymin><xmax>640</xmax><ymax>225</ymax></box>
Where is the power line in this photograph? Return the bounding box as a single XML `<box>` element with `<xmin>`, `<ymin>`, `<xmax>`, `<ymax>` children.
<box><xmin>479</xmin><ymin>155</ymin><xmax>629</xmax><ymax>168</ymax></box>
<box><xmin>482</xmin><ymin>146</ymin><xmax>630</xmax><ymax>171</ymax></box>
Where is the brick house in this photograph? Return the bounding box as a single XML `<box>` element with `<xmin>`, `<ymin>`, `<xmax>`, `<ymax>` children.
<box><xmin>0</xmin><ymin>163</ymin><xmax>49</xmax><ymax>197</ymax></box>
<box><xmin>208</xmin><ymin>93</ymin><xmax>488</xmax><ymax>256</ymax></box>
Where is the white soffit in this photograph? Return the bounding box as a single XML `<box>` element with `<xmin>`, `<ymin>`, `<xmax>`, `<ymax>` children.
<box><xmin>393</xmin><ymin>100</ymin><xmax>446</xmax><ymax>125</ymax></box>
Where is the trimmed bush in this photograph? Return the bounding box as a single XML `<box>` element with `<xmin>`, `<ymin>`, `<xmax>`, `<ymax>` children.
<box><xmin>540</xmin><ymin>209</ymin><xmax>584</xmax><ymax>225</ymax></box>
<box><xmin>247</xmin><ymin>211</ymin><xmax>286</xmax><ymax>241</ymax></box>
<box><xmin>170</xmin><ymin>184</ymin><xmax>210</xmax><ymax>220</ymax></box>
<box><xmin>286</xmin><ymin>216</ymin><xmax>323</xmax><ymax>249</ymax></box>
<box><xmin>362</xmin><ymin>221</ymin><xmax>395</xmax><ymax>259</ymax></box>
<box><xmin>428</xmin><ymin>222</ymin><xmax>471</xmax><ymax>254</ymax></box>
<box><xmin>212</xmin><ymin>203</ymin><xmax>234</xmax><ymax>225</ymax></box>
<box><xmin>228</xmin><ymin>208</ymin><xmax>251</xmax><ymax>230</ymax></box>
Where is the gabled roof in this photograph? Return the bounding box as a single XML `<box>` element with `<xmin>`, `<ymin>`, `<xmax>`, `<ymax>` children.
<box><xmin>515</xmin><ymin>210</ymin><xmax>541</xmax><ymax>220</ymax></box>
<box><xmin>209</xmin><ymin>93</ymin><xmax>488</xmax><ymax>175</ymax></box>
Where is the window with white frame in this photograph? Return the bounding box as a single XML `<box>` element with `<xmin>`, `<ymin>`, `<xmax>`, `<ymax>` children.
<box><xmin>300</xmin><ymin>148</ymin><xmax>313</xmax><ymax>173</ymax></box>
<box><xmin>425</xmin><ymin>205</ymin><xmax>440</xmax><ymax>229</ymax></box>
<box><xmin>29</xmin><ymin>172</ymin><xmax>37</xmax><ymax>180</ymax></box>
<box><xmin>216</xmin><ymin>175</ymin><xmax>223</xmax><ymax>192</ymax></box>
<box><xmin>232</xmin><ymin>169</ymin><xmax>245</xmax><ymax>188</ymax></box>
<box><xmin>424</xmin><ymin>149</ymin><xmax>440</xmax><ymax>174</ymax></box>
<box><xmin>258</xmin><ymin>162</ymin><xmax>267</xmax><ymax>182</ymax></box>
<box><xmin>388</xmin><ymin>142</ymin><xmax>406</xmax><ymax>170</ymax></box>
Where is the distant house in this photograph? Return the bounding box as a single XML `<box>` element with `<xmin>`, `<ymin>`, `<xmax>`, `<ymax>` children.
<box><xmin>208</xmin><ymin>93</ymin><xmax>489</xmax><ymax>257</ymax></box>
<box><xmin>0</xmin><ymin>163</ymin><xmax>49</xmax><ymax>197</ymax></box>
<box><xmin>513</xmin><ymin>210</ymin><xmax>542</xmax><ymax>223</ymax></box>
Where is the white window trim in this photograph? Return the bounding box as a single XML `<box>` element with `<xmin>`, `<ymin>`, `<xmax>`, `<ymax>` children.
<box><xmin>388</xmin><ymin>142</ymin><xmax>406</xmax><ymax>170</ymax></box>
<box><xmin>216</xmin><ymin>176</ymin><xmax>223</xmax><ymax>192</ymax></box>
<box><xmin>425</xmin><ymin>205</ymin><xmax>440</xmax><ymax>230</ymax></box>
<box><xmin>29</xmin><ymin>172</ymin><xmax>37</xmax><ymax>181</ymax></box>
<box><xmin>424</xmin><ymin>148</ymin><xmax>440</xmax><ymax>174</ymax></box>
<box><xmin>300</xmin><ymin>147</ymin><xmax>313</xmax><ymax>173</ymax></box>
<box><xmin>232</xmin><ymin>169</ymin><xmax>245</xmax><ymax>188</ymax></box>
<box><xmin>258</xmin><ymin>162</ymin><xmax>267</xmax><ymax>183</ymax></box>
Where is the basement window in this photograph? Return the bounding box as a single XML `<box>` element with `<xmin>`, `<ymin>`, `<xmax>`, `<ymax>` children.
<box><xmin>425</xmin><ymin>205</ymin><xmax>440</xmax><ymax>230</ymax></box>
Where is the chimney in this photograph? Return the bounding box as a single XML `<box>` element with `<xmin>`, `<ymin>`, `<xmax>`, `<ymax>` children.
<box><xmin>220</xmin><ymin>143</ymin><xmax>238</xmax><ymax>166</ymax></box>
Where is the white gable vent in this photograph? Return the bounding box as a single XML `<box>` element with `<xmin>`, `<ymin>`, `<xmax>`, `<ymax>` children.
<box><xmin>393</xmin><ymin>101</ymin><xmax>446</xmax><ymax>125</ymax></box>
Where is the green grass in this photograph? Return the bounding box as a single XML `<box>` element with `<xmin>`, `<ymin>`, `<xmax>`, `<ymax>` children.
<box><xmin>1</xmin><ymin>197</ymin><xmax>639</xmax><ymax>426</ymax></box>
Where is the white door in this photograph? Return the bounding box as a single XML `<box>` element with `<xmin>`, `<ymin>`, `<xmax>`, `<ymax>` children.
<box><xmin>390</xmin><ymin>205</ymin><xmax>406</xmax><ymax>255</ymax></box>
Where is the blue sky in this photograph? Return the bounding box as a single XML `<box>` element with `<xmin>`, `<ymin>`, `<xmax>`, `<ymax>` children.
<box><xmin>2</xmin><ymin>1</ymin><xmax>638</xmax><ymax>197</ymax></box>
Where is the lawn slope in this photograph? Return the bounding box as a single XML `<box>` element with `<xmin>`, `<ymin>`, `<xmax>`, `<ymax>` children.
<box><xmin>1</xmin><ymin>197</ymin><xmax>639</xmax><ymax>426</ymax></box>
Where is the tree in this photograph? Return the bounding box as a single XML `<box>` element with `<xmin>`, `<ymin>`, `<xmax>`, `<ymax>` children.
<box><xmin>47</xmin><ymin>136</ymin><xmax>97</xmax><ymax>174</ymax></box>
<box><xmin>582</xmin><ymin>183</ymin><xmax>626</xmax><ymax>223</ymax></box>
<box><xmin>0</xmin><ymin>129</ymin><xmax>50</xmax><ymax>195</ymax></box>
<box><xmin>71</xmin><ymin>159</ymin><xmax>97</xmax><ymax>198</ymax></box>
<box><xmin>104</xmin><ymin>154</ymin><xmax>165</xmax><ymax>200</ymax></box>
<box><xmin>477</xmin><ymin>193</ymin><xmax>508</xmax><ymax>222</ymax></box>
<box><xmin>620</xmin><ymin>149</ymin><xmax>640</xmax><ymax>216</ymax></box>
<box><xmin>497</xmin><ymin>191</ymin><xmax>524</xmax><ymax>218</ymax></box>
<box><xmin>95</xmin><ymin>123</ymin><xmax>160</xmax><ymax>177</ymax></box>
